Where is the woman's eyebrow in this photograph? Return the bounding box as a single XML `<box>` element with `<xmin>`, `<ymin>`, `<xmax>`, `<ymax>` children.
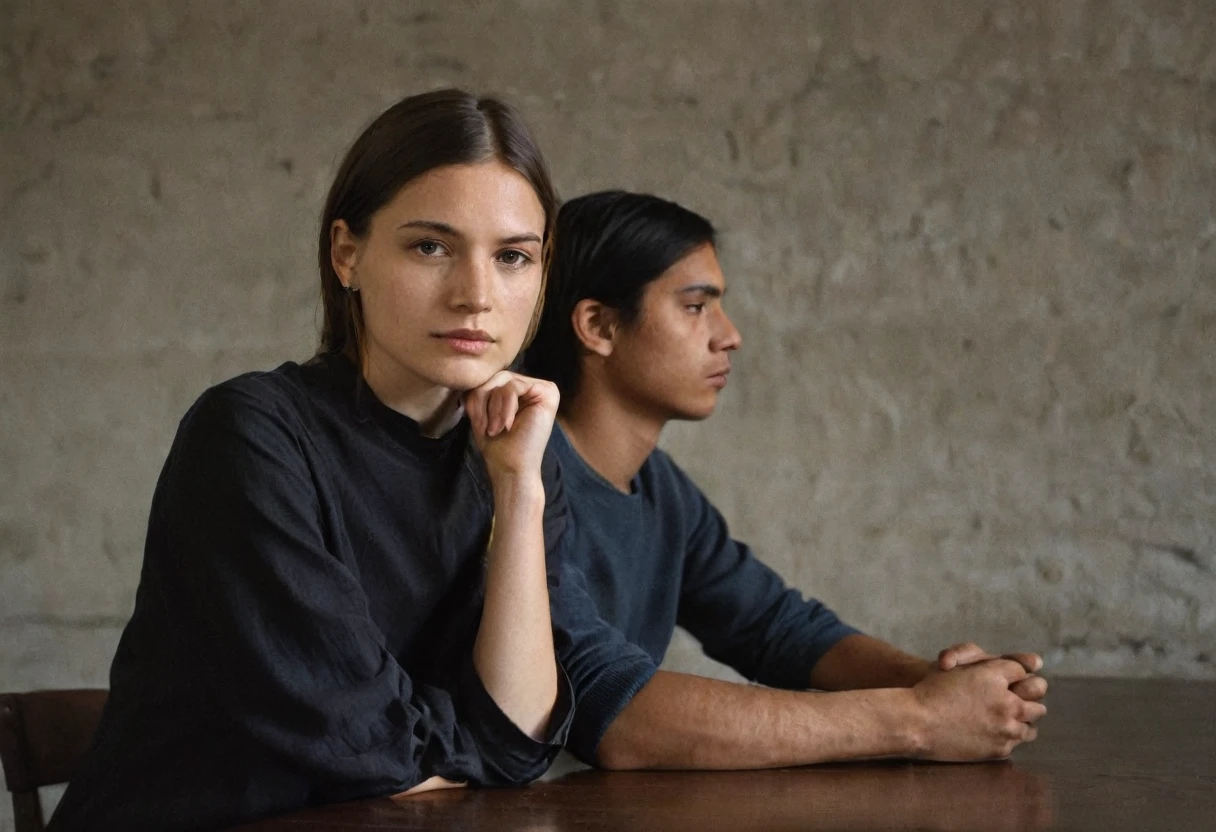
<box><xmin>500</xmin><ymin>233</ymin><xmax>542</xmax><ymax>246</ymax></box>
<box><xmin>397</xmin><ymin>219</ymin><xmax>459</xmax><ymax>235</ymax></box>
<box><xmin>677</xmin><ymin>283</ymin><xmax>724</xmax><ymax>298</ymax></box>
<box><xmin>396</xmin><ymin>220</ymin><xmax>541</xmax><ymax>247</ymax></box>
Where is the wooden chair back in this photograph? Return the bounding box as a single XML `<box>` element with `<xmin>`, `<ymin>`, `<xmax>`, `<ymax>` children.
<box><xmin>0</xmin><ymin>689</ymin><xmax>108</xmax><ymax>832</ymax></box>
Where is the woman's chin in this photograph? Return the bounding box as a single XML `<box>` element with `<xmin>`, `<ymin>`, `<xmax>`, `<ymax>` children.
<box><xmin>426</xmin><ymin>357</ymin><xmax>504</xmax><ymax>393</ymax></box>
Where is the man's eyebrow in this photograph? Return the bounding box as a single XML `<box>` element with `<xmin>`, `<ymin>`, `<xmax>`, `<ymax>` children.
<box><xmin>677</xmin><ymin>283</ymin><xmax>725</xmax><ymax>298</ymax></box>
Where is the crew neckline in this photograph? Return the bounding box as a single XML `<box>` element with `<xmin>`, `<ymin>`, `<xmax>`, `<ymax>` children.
<box><xmin>553</xmin><ymin>422</ymin><xmax>644</xmax><ymax>499</ymax></box>
<box><xmin>318</xmin><ymin>353</ymin><xmax>470</xmax><ymax>460</ymax></box>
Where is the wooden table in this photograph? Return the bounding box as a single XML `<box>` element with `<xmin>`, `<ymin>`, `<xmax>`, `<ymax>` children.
<box><xmin>236</xmin><ymin>678</ymin><xmax>1216</xmax><ymax>831</ymax></box>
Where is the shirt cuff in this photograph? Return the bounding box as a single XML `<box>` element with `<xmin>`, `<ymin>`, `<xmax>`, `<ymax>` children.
<box><xmin>799</xmin><ymin>622</ymin><xmax>864</xmax><ymax>687</ymax></box>
<box><xmin>455</xmin><ymin>658</ymin><xmax>575</xmax><ymax>786</ymax></box>
<box><xmin>565</xmin><ymin>652</ymin><xmax>658</xmax><ymax>765</ymax></box>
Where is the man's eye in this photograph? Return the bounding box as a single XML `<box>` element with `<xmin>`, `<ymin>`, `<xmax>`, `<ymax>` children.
<box><xmin>415</xmin><ymin>241</ymin><xmax>442</xmax><ymax>256</ymax></box>
<box><xmin>686</xmin><ymin>303</ymin><xmax>706</xmax><ymax>313</ymax></box>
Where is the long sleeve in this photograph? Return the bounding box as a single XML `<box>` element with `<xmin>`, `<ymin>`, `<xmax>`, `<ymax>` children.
<box><xmin>549</xmin><ymin>562</ymin><xmax>659</xmax><ymax>764</ymax></box>
<box><xmin>542</xmin><ymin>450</ymin><xmax>658</xmax><ymax>764</ymax></box>
<box><xmin>675</xmin><ymin>477</ymin><xmax>860</xmax><ymax>691</ymax></box>
<box><xmin>148</xmin><ymin>384</ymin><xmax>569</xmax><ymax>797</ymax></box>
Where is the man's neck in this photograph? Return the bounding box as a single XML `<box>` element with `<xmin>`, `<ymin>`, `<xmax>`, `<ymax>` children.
<box><xmin>558</xmin><ymin>387</ymin><xmax>664</xmax><ymax>494</ymax></box>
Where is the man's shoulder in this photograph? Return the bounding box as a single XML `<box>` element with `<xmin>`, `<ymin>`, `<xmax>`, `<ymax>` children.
<box><xmin>639</xmin><ymin>447</ymin><xmax>709</xmax><ymax>508</ymax></box>
<box><xmin>544</xmin><ymin>420</ymin><xmax>579</xmax><ymax>461</ymax></box>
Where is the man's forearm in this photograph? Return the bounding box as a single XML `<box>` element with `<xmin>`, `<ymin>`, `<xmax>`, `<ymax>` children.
<box><xmin>810</xmin><ymin>634</ymin><xmax>933</xmax><ymax>690</ymax></box>
<box><xmin>595</xmin><ymin>670</ymin><xmax>922</xmax><ymax>770</ymax></box>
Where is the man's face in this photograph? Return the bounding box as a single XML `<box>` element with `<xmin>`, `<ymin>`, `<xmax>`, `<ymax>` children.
<box><xmin>603</xmin><ymin>243</ymin><xmax>742</xmax><ymax>422</ymax></box>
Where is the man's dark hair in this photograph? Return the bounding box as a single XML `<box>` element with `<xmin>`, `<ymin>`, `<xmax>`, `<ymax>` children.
<box><xmin>524</xmin><ymin>190</ymin><xmax>715</xmax><ymax>400</ymax></box>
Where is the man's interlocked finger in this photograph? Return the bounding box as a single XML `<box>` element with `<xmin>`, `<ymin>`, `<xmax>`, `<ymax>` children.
<box><xmin>1010</xmin><ymin>675</ymin><xmax>1049</xmax><ymax>701</ymax></box>
<box><xmin>1018</xmin><ymin>700</ymin><xmax>1048</xmax><ymax>724</ymax></box>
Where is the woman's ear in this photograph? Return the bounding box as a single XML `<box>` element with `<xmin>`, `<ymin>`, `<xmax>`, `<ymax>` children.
<box><xmin>571</xmin><ymin>298</ymin><xmax>620</xmax><ymax>358</ymax></box>
<box><xmin>330</xmin><ymin>220</ymin><xmax>361</xmax><ymax>289</ymax></box>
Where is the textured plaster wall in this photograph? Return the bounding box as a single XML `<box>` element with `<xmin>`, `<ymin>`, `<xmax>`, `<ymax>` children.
<box><xmin>2</xmin><ymin>0</ymin><xmax>1214</xmax><ymax>822</ymax></box>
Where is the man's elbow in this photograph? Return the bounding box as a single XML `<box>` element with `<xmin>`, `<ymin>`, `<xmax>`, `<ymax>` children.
<box><xmin>593</xmin><ymin>734</ymin><xmax>649</xmax><ymax>771</ymax></box>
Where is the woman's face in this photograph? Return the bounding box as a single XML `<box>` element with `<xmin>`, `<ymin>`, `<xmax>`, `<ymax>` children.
<box><xmin>603</xmin><ymin>243</ymin><xmax>742</xmax><ymax>421</ymax></box>
<box><xmin>333</xmin><ymin>161</ymin><xmax>546</xmax><ymax>396</ymax></box>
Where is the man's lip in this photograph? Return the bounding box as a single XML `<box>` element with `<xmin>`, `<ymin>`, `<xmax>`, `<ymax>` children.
<box><xmin>434</xmin><ymin>329</ymin><xmax>494</xmax><ymax>342</ymax></box>
<box><xmin>708</xmin><ymin>367</ymin><xmax>731</xmax><ymax>378</ymax></box>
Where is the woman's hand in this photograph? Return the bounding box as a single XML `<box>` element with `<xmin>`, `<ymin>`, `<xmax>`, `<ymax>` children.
<box><xmin>464</xmin><ymin>371</ymin><xmax>560</xmax><ymax>484</ymax></box>
<box><xmin>391</xmin><ymin>776</ymin><xmax>467</xmax><ymax>799</ymax></box>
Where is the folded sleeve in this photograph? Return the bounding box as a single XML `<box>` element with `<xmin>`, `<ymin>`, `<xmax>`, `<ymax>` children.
<box><xmin>548</xmin><ymin>566</ymin><xmax>658</xmax><ymax>764</ymax></box>
<box><xmin>541</xmin><ymin>453</ymin><xmax>658</xmax><ymax>765</ymax></box>
<box><xmin>148</xmin><ymin>383</ymin><xmax>567</xmax><ymax>798</ymax></box>
<box><xmin>674</xmin><ymin>476</ymin><xmax>860</xmax><ymax>691</ymax></box>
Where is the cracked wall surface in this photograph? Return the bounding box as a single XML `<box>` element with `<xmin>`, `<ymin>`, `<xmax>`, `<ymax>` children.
<box><xmin>1</xmin><ymin>0</ymin><xmax>1214</xmax><ymax>819</ymax></box>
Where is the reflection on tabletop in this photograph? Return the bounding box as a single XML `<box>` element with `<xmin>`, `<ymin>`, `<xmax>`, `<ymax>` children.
<box><xmin>305</xmin><ymin>762</ymin><xmax>1052</xmax><ymax>832</ymax></box>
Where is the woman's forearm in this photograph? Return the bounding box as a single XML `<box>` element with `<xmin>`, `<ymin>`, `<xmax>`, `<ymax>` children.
<box><xmin>473</xmin><ymin>472</ymin><xmax>557</xmax><ymax>740</ymax></box>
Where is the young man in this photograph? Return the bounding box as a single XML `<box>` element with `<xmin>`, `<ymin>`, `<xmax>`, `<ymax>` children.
<box><xmin>526</xmin><ymin>191</ymin><xmax>1047</xmax><ymax>770</ymax></box>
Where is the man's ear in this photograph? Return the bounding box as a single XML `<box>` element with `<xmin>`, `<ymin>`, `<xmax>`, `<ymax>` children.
<box><xmin>330</xmin><ymin>219</ymin><xmax>361</xmax><ymax>289</ymax></box>
<box><xmin>571</xmin><ymin>298</ymin><xmax>620</xmax><ymax>358</ymax></box>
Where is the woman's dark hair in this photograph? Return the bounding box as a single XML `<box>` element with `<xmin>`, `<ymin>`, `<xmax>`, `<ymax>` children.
<box><xmin>524</xmin><ymin>190</ymin><xmax>715</xmax><ymax>399</ymax></box>
<box><xmin>318</xmin><ymin>88</ymin><xmax>559</xmax><ymax>362</ymax></box>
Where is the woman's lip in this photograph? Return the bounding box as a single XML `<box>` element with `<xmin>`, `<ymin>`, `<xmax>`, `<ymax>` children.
<box><xmin>436</xmin><ymin>329</ymin><xmax>493</xmax><ymax>341</ymax></box>
<box><xmin>436</xmin><ymin>335</ymin><xmax>494</xmax><ymax>355</ymax></box>
<box><xmin>708</xmin><ymin>373</ymin><xmax>729</xmax><ymax>389</ymax></box>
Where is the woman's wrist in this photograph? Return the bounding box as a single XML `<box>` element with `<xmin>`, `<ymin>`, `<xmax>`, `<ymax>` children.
<box><xmin>489</xmin><ymin>471</ymin><xmax>546</xmax><ymax>514</ymax></box>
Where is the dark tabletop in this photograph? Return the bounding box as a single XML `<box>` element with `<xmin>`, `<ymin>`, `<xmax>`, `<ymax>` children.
<box><xmin>234</xmin><ymin>677</ymin><xmax>1216</xmax><ymax>831</ymax></box>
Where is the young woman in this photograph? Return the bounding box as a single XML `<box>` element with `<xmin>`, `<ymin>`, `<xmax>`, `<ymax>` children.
<box><xmin>526</xmin><ymin>191</ymin><xmax>1048</xmax><ymax>770</ymax></box>
<box><xmin>50</xmin><ymin>90</ymin><xmax>572</xmax><ymax>831</ymax></box>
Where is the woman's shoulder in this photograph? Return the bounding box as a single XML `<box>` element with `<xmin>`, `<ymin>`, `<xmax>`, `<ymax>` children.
<box><xmin>177</xmin><ymin>361</ymin><xmax>318</xmax><ymax>446</ymax></box>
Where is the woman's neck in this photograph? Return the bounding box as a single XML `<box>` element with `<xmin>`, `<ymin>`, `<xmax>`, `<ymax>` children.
<box><xmin>361</xmin><ymin>349</ymin><xmax>464</xmax><ymax>437</ymax></box>
<box><xmin>558</xmin><ymin>385</ymin><xmax>664</xmax><ymax>493</ymax></box>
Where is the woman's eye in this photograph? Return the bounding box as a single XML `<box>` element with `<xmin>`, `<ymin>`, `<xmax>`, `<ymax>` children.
<box><xmin>498</xmin><ymin>250</ymin><xmax>531</xmax><ymax>267</ymax></box>
<box><xmin>686</xmin><ymin>303</ymin><xmax>706</xmax><ymax>314</ymax></box>
<box><xmin>415</xmin><ymin>241</ymin><xmax>443</xmax><ymax>256</ymax></box>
